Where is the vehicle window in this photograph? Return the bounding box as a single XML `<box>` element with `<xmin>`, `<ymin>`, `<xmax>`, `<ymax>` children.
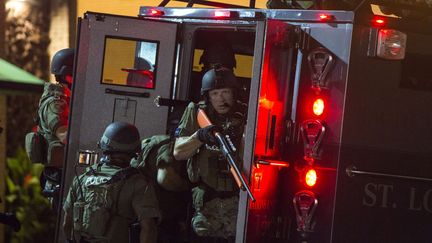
<box><xmin>101</xmin><ymin>37</ymin><xmax>159</xmax><ymax>89</ymax></box>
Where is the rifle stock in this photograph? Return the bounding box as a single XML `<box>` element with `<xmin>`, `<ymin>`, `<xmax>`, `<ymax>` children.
<box><xmin>197</xmin><ymin>108</ymin><xmax>255</xmax><ymax>202</ymax></box>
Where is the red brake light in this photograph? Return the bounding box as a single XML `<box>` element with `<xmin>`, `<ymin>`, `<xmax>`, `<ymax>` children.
<box><xmin>372</xmin><ymin>16</ymin><xmax>386</xmax><ymax>26</ymax></box>
<box><xmin>305</xmin><ymin>169</ymin><xmax>317</xmax><ymax>187</ymax></box>
<box><xmin>312</xmin><ymin>98</ymin><xmax>325</xmax><ymax>116</ymax></box>
<box><xmin>215</xmin><ymin>10</ymin><xmax>230</xmax><ymax>18</ymax></box>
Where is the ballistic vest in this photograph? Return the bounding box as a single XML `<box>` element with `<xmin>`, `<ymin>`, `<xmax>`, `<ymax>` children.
<box><xmin>188</xmin><ymin>102</ymin><xmax>245</xmax><ymax>192</ymax></box>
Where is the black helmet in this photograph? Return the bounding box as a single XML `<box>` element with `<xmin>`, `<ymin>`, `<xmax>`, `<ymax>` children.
<box><xmin>51</xmin><ymin>48</ymin><xmax>74</xmax><ymax>78</ymax></box>
<box><xmin>199</xmin><ymin>43</ymin><xmax>236</xmax><ymax>70</ymax></box>
<box><xmin>201</xmin><ymin>67</ymin><xmax>238</xmax><ymax>95</ymax></box>
<box><xmin>99</xmin><ymin>122</ymin><xmax>141</xmax><ymax>154</ymax></box>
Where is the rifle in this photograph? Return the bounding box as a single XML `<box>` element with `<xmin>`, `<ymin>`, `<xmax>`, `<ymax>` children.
<box><xmin>197</xmin><ymin>108</ymin><xmax>255</xmax><ymax>202</ymax></box>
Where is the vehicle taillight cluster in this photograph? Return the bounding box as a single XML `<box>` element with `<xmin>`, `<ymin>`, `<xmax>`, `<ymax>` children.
<box><xmin>297</xmin><ymin>48</ymin><xmax>334</xmax><ymax>188</ymax></box>
<box><xmin>292</xmin><ymin>47</ymin><xmax>333</xmax><ymax>235</ymax></box>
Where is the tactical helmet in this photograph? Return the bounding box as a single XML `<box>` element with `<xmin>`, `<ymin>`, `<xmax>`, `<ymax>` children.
<box><xmin>50</xmin><ymin>48</ymin><xmax>74</xmax><ymax>78</ymax></box>
<box><xmin>99</xmin><ymin>122</ymin><xmax>141</xmax><ymax>154</ymax></box>
<box><xmin>199</xmin><ymin>43</ymin><xmax>236</xmax><ymax>70</ymax></box>
<box><xmin>201</xmin><ymin>67</ymin><xmax>239</xmax><ymax>95</ymax></box>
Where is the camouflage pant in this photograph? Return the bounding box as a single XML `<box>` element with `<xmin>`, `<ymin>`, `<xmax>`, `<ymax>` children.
<box><xmin>192</xmin><ymin>196</ymin><xmax>239</xmax><ymax>238</ymax></box>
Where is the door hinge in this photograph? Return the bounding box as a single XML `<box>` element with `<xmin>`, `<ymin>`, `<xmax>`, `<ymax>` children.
<box><xmin>294</xmin><ymin>26</ymin><xmax>310</xmax><ymax>50</ymax></box>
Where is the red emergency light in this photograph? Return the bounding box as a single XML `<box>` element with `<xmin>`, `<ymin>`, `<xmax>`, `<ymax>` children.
<box><xmin>319</xmin><ymin>13</ymin><xmax>334</xmax><ymax>21</ymax></box>
<box><xmin>305</xmin><ymin>168</ymin><xmax>317</xmax><ymax>187</ymax></box>
<box><xmin>149</xmin><ymin>9</ymin><xmax>164</xmax><ymax>16</ymax></box>
<box><xmin>312</xmin><ymin>98</ymin><xmax>325</xmax><ymax>116</ymax></box>
<box><xmin>372</xmin><ymin>16</ymin><xmax>386</xmax><ymax>27</ymax></box>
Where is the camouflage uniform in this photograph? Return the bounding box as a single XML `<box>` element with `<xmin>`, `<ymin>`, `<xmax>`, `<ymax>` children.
<box><xmin>131</xmin><ymin>135</ymin><xmax>191</xmax><ymax>243</ymax></box>
<box><xmin>35</xmin><ymin>82</ymin><xmax>69</xmax><ymax>208</ymax></box>
<box><xmin>38</xmin><ymin>82</ymin><xmax>70</xmax><ymax>165</ymax></box>
<box><xmin>176</xmin><ymin>101</ymin><xmax>245</xmax><ymax>239</ymax></box>
<box><xmin>63</xmin><ymin>162</ymin><xmax>160</xmax><ymax>243</ymax></box>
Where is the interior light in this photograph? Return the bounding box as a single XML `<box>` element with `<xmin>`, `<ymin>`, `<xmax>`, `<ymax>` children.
<box><xmin>215</xmin><ymin>10</ymin><xmax>230</xmax><ymax>18</ymax></box>
<box><xmin>312</xmin><ymin>98</ymin><xmax>325</xmax><ymax>116</ymax></box>
<box><xmin>305</xmin><ymin>169</ymin><xmax>317</xmax><ymax>187</ymax></box>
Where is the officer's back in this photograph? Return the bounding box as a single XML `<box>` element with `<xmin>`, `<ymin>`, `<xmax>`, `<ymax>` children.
<box><xmin>63</xmin><ymin>122</ymin><xmax>160</xmax><ymax>243</ymax></box>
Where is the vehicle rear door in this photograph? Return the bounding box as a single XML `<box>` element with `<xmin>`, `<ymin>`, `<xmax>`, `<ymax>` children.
<box><xmin>57</xmin><ymin>12</ymin><xmax>178</xmax><ymax>242</ymax></box>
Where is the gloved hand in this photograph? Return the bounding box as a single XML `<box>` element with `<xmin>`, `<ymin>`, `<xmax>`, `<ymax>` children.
<box><xmin>196</xmin><ymin>125</ymin><xmax>220</xmax><ymax>145</ymax></box>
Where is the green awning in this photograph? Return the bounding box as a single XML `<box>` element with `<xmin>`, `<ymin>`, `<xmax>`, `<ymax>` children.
<box><xmin>0</xmin><ymin>58</ymin><xmax>45</xmax><ymax>93</ymax></box>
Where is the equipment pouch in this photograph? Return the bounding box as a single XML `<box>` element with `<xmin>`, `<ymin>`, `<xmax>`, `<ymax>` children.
<box><xmin>47</xmin><ymin>140</ymin><xmax>64</xmax><ymax>167</ymax></box>
<box><xmin>25</xmin><ymin>132</ymin><xmax>47</xmax><ymax>163</ymax></box>
<box><xmin>73</xmin><ymin>201</ymin><xmax>85</xmax><ymax>232</ymax></box>
<box><xmin>83</xmin><ymin>202</ymin><xmax>110</xmax><ymax>236</ymax></box>
<box><xmin>192</xmin><ymin>186</ymin><xmax>206</xmax><ymax>209</ymax></box>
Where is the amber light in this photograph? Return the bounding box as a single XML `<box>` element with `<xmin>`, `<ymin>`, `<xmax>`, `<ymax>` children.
<box><xmin>312</xmin><ymin>98</ymin><xmax>325</xmax><ymax>116</ymax></box>
<box><xmin>305</xmin><ymin>169</ymin><xmax>317</xmax><ymax>187</ymax></box>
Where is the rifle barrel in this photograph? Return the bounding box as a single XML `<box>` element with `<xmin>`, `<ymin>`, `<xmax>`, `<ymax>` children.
<box><xmin>215</xmin><ymin>133</ymin><xmax>256</xmax><ymax>202</ymax></box>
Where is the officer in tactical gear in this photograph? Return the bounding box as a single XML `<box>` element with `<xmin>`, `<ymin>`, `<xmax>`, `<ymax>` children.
<box><xmin>199</xmin><ymin>41</ymin><xmax>236</xmax><ymax>72</ymax></box>
<box><xmin>188</xmin><ymin>38</ymin><xmax>237</xmax><ymax>104</ymax></box>
<box><xmin>25</xmin><ymin>48</ymin><xmax>74</xmax><ymax>211</ymax></box>
<box><xmin>173</xmin><ymin>66</ymin><xmax>245</xmax><ymax>242</ymax></box>
<box><xmin>63</xmin><ymin>121</ymin><xmax>160</xmax><ymax>243</ymax></box>
<box><xmin>155</xmin><ymin>39</ymin><xmax>238</xmax><ymax>191</ymax></box>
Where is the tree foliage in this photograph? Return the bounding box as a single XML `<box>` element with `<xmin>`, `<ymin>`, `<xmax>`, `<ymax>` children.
<box><xmin>5</xmin><ymin>148</ymin><xmax>55</xmax><ymax>243</ymax></box>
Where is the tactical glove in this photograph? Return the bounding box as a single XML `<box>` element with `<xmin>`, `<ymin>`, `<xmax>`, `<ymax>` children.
<box><xmin>197</xmin><ymin>125</ymin><xmax>220</xmax><ymax>145</ymax></box>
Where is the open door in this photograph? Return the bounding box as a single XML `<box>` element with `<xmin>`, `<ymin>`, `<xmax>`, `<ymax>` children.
<box><xmin>56</xmin><ymin>12</ymin><xmax>178</xmax><ymax>242</ymax></box>
<box><xmin>237</xmin><ymin>19</ymin><xmax>297</xmax><ymax>243</ymax></box>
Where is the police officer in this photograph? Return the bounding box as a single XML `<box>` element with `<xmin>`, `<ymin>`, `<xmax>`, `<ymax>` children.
<box><xmin>63</xmin><ymin>122</ymin><xmax>160</xmax><ymax>243</ymax></box>
<box><xmin>154</xmin><ymin>40</ymin><xmax>238</xmax><ymax>191</ymax></box>
<box><xmin>173</xmin><ymin>67</ymin><xmax>245</xmax><ymax>242</ymax></box>
<box><xmin>28</xmin><ymin>48</ymin><xmax>74</xmax><ymax>209</ymax></box>
<box><xmin>199</xmin><ymin>41</ymin><xmax>236</xmax><ymax>72</ymax></box>
<box><xmin>43</xmin><ymin>48</ymin><xmax>74</xmax><ymax>145</ymax></box>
